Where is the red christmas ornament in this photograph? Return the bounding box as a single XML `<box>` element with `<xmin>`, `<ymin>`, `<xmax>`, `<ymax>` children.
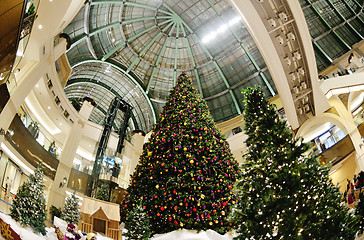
<box><xmin>193</xmin><ymin>208</ymin><xmax>197</xmax><ymax>212</ymax></box>
<box><xmin>168</xmin><ymin>217</ymin><xmax>172</xmax><ymax>221</ymax></box>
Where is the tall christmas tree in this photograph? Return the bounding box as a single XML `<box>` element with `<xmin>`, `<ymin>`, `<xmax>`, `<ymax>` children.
<box><xmin>61</xmin><ymin>191</ymin><xmax>81</xmax><ymax>225</ymax></box>
<box><xmin>125</xmin><ymin>202</ymin><xmax>151</xmax><ymax>240</ymax></box>
<box><xmin>231</xmin><ymin>87</ymin><xmax>358</xmax><ymax>239</ymax></box>
<box><xmin>96</xmin><ymin>183</ymin><xmax>110</xmax><ymax>202</ymax></box>
<box><xmin>123</xmin><ymin>72</ymin><xmax>239</xmax><ymax>235</ymax></box>
<box><xmin>10</xmin><ymin>165</ymin><xmax>47</xmax><ymax>235</ymax></box>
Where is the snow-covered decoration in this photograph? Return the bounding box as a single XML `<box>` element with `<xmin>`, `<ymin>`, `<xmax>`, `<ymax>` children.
<box><xmin>61</xmin><ymin>192</ymin><xmax>81</xmax><ymax>225</ymax></box>
<box><xmin>150</xmin><ymin>229</ymin><xmax>237</xmax><ymax>240</ymax></box>
<box><xmin>10</xmin><ymin>165</ymin><xmax>47</xmax><ymax>235</ymax></box>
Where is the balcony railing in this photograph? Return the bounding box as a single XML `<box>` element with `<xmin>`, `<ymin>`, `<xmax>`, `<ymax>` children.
<box><xmin>5</xmin><ymin>114</ymin><xmax>59</xmax><ymax>179</ymax></box>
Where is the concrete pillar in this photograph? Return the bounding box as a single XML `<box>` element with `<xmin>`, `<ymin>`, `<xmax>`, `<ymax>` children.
<box><xmin>0</xmin><ymin>59</ymin><xmax>48</xmax><ymax>139</ymax></box>
<box><xmin>53</xmin><ymin>38</ymin><xmax>67</xmax><ymax>60</ymax></box>
<box><xmin>47</xmin><ymin>100</ymin><xmax>94</xmax><ymax>208</ymax></box>
<box><xmin>329</xmin><ymin>96</ymin><xmax>364</xmax><ymax>171</ymax></box>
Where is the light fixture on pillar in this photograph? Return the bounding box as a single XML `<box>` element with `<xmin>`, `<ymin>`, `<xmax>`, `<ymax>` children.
<box><xmin>268</xmin><ymin>18</ymin><xmax>277</xmax><ymax>27</ymax></box>
<box><xmin>305</xmin><ymin>104</ymin><xmax>310</xmax><ymax>113</ymax></box>
<box><xmin>278</xmin><ymin>12</ymin><xmax>288</xmax><ymax>21</ymax></box>
<box><xmin>298</xmin><ymin>107</ymin><xmax>303</xmax><ymax>115</ymax></box>
<box><xmin>287</xmin><ymin>32</ymin><xmax>296</xmax><ymax>41</ymax></box>
<box><xmin>297</xmin><ymin>67</ymin><xmax>305</xmax><ymax>76</ymax></box>
<box><xmin>293</xmin><ymin>86</ymin><xmax>299</xmax><ymax>94</ymax></box>
<box><xmin>293</xmin><ymin>51</ymin><xmax>301</xmax><ymax>60</ymax></box>
<box><xmin>284</xmin><ymin>56</ymin><xmax>292</xmax><ymax>66</ymax></box>
<box><xmin>301</xmin><ymin>82</ymin><xmax>307</xmax><ymax>90</ymax></box>
<box><xmin>59</xmin><ymin>177</ymin><xmax>67</xmax><ymax>188</ymax></box>
<box><xmin>276</xmin><ymin>35</ymin><xmax>284</xmax><ymax>45</ymax></box>
<box><xmin>289</xmin><ymin>72</ymin><xmax>296</xmax><ymax>81</ymax></box>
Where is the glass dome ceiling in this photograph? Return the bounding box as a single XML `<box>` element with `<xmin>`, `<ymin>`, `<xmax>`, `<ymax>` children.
<box><xmin>64</xmin><ymin>0</ymin><xmax>277</xmax><ymax>132</ymax></box>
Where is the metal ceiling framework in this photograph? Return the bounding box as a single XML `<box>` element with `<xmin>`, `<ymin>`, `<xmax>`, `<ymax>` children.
<box><xmin>63</xmin><ymin>0</ymin><xmax>362</xmax><ymax>132</ymax></box>
<box><xmin>64</xmin><ymin>0</ymin><xmax>276</xmax><ymax>131</ymax></box>
<box><xmin>299</xmin><ymin>0</ymin><xmax>364</xmax><ymax>72</ymax></box>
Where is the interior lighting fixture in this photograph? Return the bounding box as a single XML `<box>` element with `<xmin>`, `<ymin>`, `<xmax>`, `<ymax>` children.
<box><xmin>287</xmin><ymin>32</ymin><xmax>296</xmax><ymax>41</ymax></box>
<box><xmin>353</xmin><ymin>106</ymin><xmax>363</xmax><ymax>116</ymax></box>
<box><xmin>38</xmin><ymin>25</ymin><xmax>43</xmax><ymax>29</ymax></box>
<box><xmin>268</xmin><ymin>18</ymin><xmax>277</xmax><ymax>27</ymax></box>
<box><xmin>1</xmin><ymin>142</ymin><xmax>34</xmax><ymax>175</ymax></box>
<box><xmin>276</xmin><ymin>35</ymin><xmax>284</xmax><ymax>45</ymax></box>
<box><xmin>278</xmin><ymin>12</ymin><xmax>288</xmax><ymax>21</ymax></box>
<box><xmin>24</xmin><ymin>98</ymin><xmax>61</xmax><ymax>135</ymax></box>
<box><xmin>350</xmin><ymin>92</ymin><xmax>364</xmax><ymax>111</ymax></box>
<box><xmin>36</xmin><ymin>84</ymin><xmax>39</xmax><ymax>88</ymax></box>
<box><xmin>326</xmin><ymin>85</ymin><xmax>364</xmax><ymax>98</ymax></box>
<box><xmin>48</xmin><ymin>106</ymin><xmax>51</xmax><ymax>109</ymax></box>
<box><xmin>202</xmin><ymin>16</ymin><xmax>241</xmax><ymax>44</ymax></box>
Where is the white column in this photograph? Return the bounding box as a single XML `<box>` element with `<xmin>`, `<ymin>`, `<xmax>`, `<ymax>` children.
<box><xmin>330</xmin><ymin>96</ymin><xmax>364</xmax><ymax>171</ymax></box>
<box><xmin>0</xmin><ymin>59</ymin><xmax>48</xmax><ymax>138</ymax></box>
<box><xmin>47</xmin><ymin>100</ymin><xmax>94</xmax><ymax>208</ymax></box>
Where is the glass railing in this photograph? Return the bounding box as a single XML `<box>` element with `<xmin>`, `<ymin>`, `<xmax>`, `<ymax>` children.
<box><xmin>6</xmin><ymin>0</ymin><xmax>40</xmax><ymax>93</ymax></box>
<box><xmin>5</xmin><ymin>115</ymin><xmax>59</xmax><ymax>179</ymax></box>
<box><xmin>18</xmin><ymin>107</ymin><xmax>62</xmax><ymax>158</ymax></box>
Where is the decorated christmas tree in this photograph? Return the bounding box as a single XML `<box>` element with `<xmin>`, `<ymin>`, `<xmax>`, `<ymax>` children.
<box><xmin>125</xmin><ymin>202</ymin><xmax>151</xmax><ymax>240</ymax></box>
<box><xmin>10</xmin><ymin>165</ymin><xmax>47</xmax><ymax>235</ymax></box>
<box><xmin>123</xmin><ymin>72</ymin><xmax>239</xmax><ymax>235</ymax></box>
<box><xmin>96</xmin><ymin>183</ymin><xmax>109</xmax><ymax>201</ymax></box>
<box><xmin>231</xmin><ymin>87</ymin><xmax>358</xmax><ymax>239</ymax></box>
<box><xmin>61</xmin><ymin>191</ymin><xmax>81</xmax><ymax>225</ymax></box>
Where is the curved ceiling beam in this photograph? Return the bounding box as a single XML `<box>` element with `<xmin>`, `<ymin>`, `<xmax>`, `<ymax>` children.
<box><xmin>173</xmin><ymin>23</ymin><xmax>181</xmax><ymax>85</ymax></box>
<box><xmin>179</xmin><ymin>22</ymin><xmax>203</xmax><ymax>97</ymax></box>
<box><xmin>126</xmin><ymin>21</ymin><xmax>175</xmax><ymax>73</ymax></box>
<box><xmin>101</xmin><ymin>19</ymin><xmax>173</xmax><ymax>61</ymax></box>
<box><xmin>307</xmin><ymin>0</ymin><xmax>351</xmax><ymax>50</ymax></box>
<box><xmin>162</xmin><ymin>3</ymin><xmax>241</xmax><ymax>114</ymax></box>
<box><xmin>72</xmin><ymin>60</ymin><xmax>157</xmax><ymax>123</ymax></box>
<box><xmin>326</xmin><ymin>0</ymin><xmax>363</xmax><ymax>39</ymax></box>
<box><xmin>84</xmin><ymin>1</ymin><xmax>97</xmax><ymax>59</ymax></box>
<box><xmin>66</xmin><ymin>79</ymin><xmax>140</xmax><ymax>129</ymax></box>
<box><xmin>68</xmin><ymin>16</ymin><xmax>170</xmax><ymax>52</ymax></box>
<box><xmin>91</xmin><ymin>0</ymin><xmax>173</xmax><ymax>16</ymax></box>
<box><xmin>342</xmin><ymin>0</ymin><xmax>364</xmax><ymax>25</ymax></box>
<box><xmin>146</xmin><ymin>23</ymin><xmax>176</xmax><ymax>94</ymax></box>
<box><xmin>205</xmin><ymin>0</ymin><xmax>275</xmax><ymax>97</ymax></box>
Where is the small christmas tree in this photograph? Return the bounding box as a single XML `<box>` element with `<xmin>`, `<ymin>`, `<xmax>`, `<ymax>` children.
<box><xmin>125</xmin><ymin>202</ymin><xmax>151</xmax><ymax>240</ymax></box>
<box><xmin>231</xmin><ymin>87</ymin><xmax>359</xmax><ymax>239</ymax></box>
<box><xmin>96</xmin><ymin>183</ymin><xmax>109</xmax><ymax>201</ymax></box>
<box><xmin>61</xmin><ymin>191</ymin><xmax>81</xmax><ymax>225</ymax></box>
<box><xmin>123</xmin><ymin>72</ymin><xmax>239</xmax><ymax>235</ymax></box>
<box><xmin>10</xmin><ymin>165</ymin><xmax>47</xmax><ymax>235</ymax></box>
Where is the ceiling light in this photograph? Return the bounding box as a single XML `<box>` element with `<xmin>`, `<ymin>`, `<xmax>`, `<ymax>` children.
<box><xmin>353</xmin><ymin>106</ymin><xmax>363</xmax><ymax>116</ymax></box>
<box><xmin>36</xmin><ymin>84</ymin><xmax>38</xmax><ymax>88</ymax></box>
<box><xmin>59</xmin><ymin>122</ymin><xmax>62</xmax><ymax>126</ymax></box>
<box><xmin>38</xmin><ymin>25</ymin><xmax>43</xmax><ymax>29</ymax></box>
<box><xmin>217</xmin><ymin>24</ymin><xmax>228</xmax><ymax>33</ymax></box>
<box><xmin>1</xmin><ymin>143</ymin><xmax>34</xmax><ymax>175</ymax></box>
<box><xmin>48</xmin><ymin>106</ymin><xmax>51</xmax><ymax>109</ymax></box>
<box><xmin>229</xmin><ymin>16</ymin><xmax>240</xmax><ymax>26</ymax></box>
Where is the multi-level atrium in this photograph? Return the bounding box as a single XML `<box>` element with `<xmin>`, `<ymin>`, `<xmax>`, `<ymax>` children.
<box><xmin>0</xmin><ymin>0</ymin><xmax>364</xmax><ymax>237</ymax></box>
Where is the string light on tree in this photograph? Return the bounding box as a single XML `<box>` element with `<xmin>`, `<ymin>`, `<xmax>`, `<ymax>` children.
<box><xmin>230</xmin><ymin>87</ymin><xmax>359</xmax><ymax>239</ymax></box>
<box><xmin>122</xmin><ymin>72</ymin><xmax>239</xmax><ymax>235</ymax></box>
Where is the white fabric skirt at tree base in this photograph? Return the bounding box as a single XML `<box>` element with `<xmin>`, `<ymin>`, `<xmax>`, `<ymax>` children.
<box><xmin>150</xmin><ymin>229</ymin><xmax>237</xmax><ymax>240</ymax></box>
<box><xmin>0</xmin><ymin>212</ymin><xmax>112</xmax><ymax>240</ymax></box>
